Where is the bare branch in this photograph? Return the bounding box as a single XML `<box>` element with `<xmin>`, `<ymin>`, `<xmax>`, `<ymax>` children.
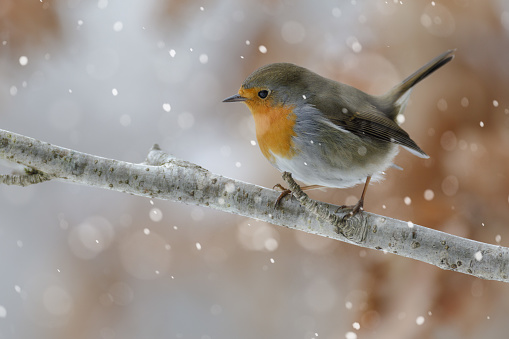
<box><xmin>1</xmin><ymin>128</ymin><xmax>508</xmax><ymax>282</ymax></box>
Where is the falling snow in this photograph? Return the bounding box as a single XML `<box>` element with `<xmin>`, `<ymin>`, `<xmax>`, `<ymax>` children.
<box><xmin>199</xmin><ymin>54</ymin><xmax>208</xmax><ymax>64</ymax></box>
<box><xmin>424</xmin><ymin>189</ymin><xmax>434</xmax><ymax>201</ymax></box>
<box><xmin>258</xmin><ymin>45</ymin><xmax>268</xmax><ymax>53</ymax></box>
<box><xmin>19</xmin><ymin>56</ymin><xmax>28</xmax><ymax>66</ymax></box>
<box><xmin>113</xmin><ymin>21</ymin><xmax>123</xmax><ymax>32</ymax></box>
<box><xmin>474</xmin><ymin>251</ymin><xmax>483</xmax><ymax>261</ymax></box>
<box><xmin>149</xmin><ymin>208</ymin><xmax>163</xmax><ymax>222</ymax></box>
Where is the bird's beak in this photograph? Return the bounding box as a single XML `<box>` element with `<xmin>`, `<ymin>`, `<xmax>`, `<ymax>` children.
<box><xmin>223</xmin><ymin>94</ymin><xmax>247</xmax><ymax>103</ymax></box>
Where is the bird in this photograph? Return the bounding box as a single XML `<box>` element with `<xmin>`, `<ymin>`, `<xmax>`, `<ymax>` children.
<box><xmin>223</xmin><ymin>49</ymin><xmax>455</xmax><ymax>216</ymax></box>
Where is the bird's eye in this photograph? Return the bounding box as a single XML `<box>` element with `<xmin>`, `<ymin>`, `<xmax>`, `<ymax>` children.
<box><xmin>258</xmin><ymin>90</ymin><xmax>269</xmax><ymax>99</ymax></box>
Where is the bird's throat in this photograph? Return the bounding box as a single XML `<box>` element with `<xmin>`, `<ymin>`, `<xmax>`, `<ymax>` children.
<box><xmin>247</xmin><ymin>103</ymin><xmax>297</xmax><ymax>163</ymax></box>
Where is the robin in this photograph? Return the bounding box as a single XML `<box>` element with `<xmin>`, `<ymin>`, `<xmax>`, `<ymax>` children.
<box><xmin>223</xmin><ymin>49</ymin><xmax>455</xmax><ymax>215</ymax></box>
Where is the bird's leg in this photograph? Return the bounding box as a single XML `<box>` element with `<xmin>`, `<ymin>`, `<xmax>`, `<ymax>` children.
<box><xmin>335</xmin><ymin>176</ymin><xmax>371</xmax><ymax>217</ymax></box>
<box><xmin>273</xmin><ymin>183</ymin><xmax>324</xmax><ymax>207</ymax></box>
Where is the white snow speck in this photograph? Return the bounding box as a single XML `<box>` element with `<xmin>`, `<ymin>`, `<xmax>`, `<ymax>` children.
<box><xmin>396</xmin><ymin>114</ymin><xmax>406</xmax><ymax>124</ymax></box>
<box><xmin>19</xmin><ymin>56</ymin><xmax>28</xmax><ymax>66</ymax></box>
<box><xmin>0</xmin><ymin>305</ymin><xmax>6</xmax><ymax>318</ymax></box>
<box><xmin>440</xmin><ymin>130</ymin><xmax>457</xmax><ymax>151</ymax></box>
<box><xmin>493</xmin><ymin>100</ymin><xmax>499</xmax><ymax>107</ymax></box>
<box><xmin>143</xmin><ymin>228</ymin><xmax>150</xmax><ymax>235</ymax></box>
<box><xmin>225</xmin><ymin>182</ymin><xmax>235</xmax><ymax>193</ymax></box>
<box><xmin>332</xmin><ymin>7</ymin><xmax>342</xmax><ymax>17</ymax></box>
<box><xmin>77</xmin><ymin>20</ymin><xmax>83</xmax><ymax>26</ymax></box>
<box><xmin>200</xmin><ymin>6</ymin><xmax>204</xmax><ymax>11</ymax></box>
<box><xmin>9</xmin><ymin>86</ymin><xmax>17</xmax><ymax>96</ymax></box>
<box><xmin>442</xmin><ymin>175</ymin><xmax>459</xmax><ymax>196</ymax></box>
<box><xmin>199</xmin><ymin>54</ymin><xmax>208</xmax><ymax>64</ymax></box>
<box><xmin>352</xmin><ymin>322</ymin><xmax>360</xmax><ymax>330</ymax></box>
<box><xmin>196</xmin><ymin>242</ymin><xmax>202</xmax><ymax>250</ymax></box>
<box><xmin>302</xmin><ymin>94</ymin><xmax>307</xmax><ymax>99</ymax></box>
<box><xmin>345</xmin><ymin>332</ymin><xmax>357</xmax><ymax>339</ymax></box>
<box><xmin>474</xmin><ymin>251</ymin><xmax>483</xmax><ymax>261</ymax></box>
<box><xmin>407</xmin><ymin>221</ymin><xmax>414</xmax><ymax>228</ymax></box>
<box><xmin>112</xmin><ymin>88</ymin><xmax>118</xmax><ymax>96</ymax></box>
<box><xmin>480</xmin><ymin>121</ymin><xmax>484</xmax><ymax>127</ymax></box>
<box><xmin>424</xmin><ymin>189</ymin><xmax>434</xmax><ymax>201</ymax></box>
<box><xmin>235</xmin><ymin>162</ymin><xmax>241</xmax><ymax>168</ymax></box>
<box><xmin>351</xmin><ymin>41</ymin><xmax>362</xmax><ymax>53</ymax></box>
<box><xmin>404</xmin><ymin>196</ymin><xmax>412</xmax><ymax>205</ymax></box>
<box><xmin>250</xmin><ymin>140</ymin><xmax>256</xmax><ymax>146</ymax></box>
<box><xmin>162</xmin><ymin>103</ymin><xmax>171</xmax><ymax>112</ymax></box>
<box><xmin>416</xmin><ymin>316</ymin><xmax>425</xmax><ymax>325</ymax></box>
<box><xmin>113</xmin><ymin>21</ymin><xmax>123</xmax><ymax>32</ymax></box>
<box><xmin>345</xmin><ymin>301</ymin><xmax>353</xmax><ymax>309</ymax></box>
<box><xmin>265</xmin><ymin>238</ymin><xmax>278</xmax><ymax>251</ymax></box>
<box><xmin>495</xmin><ymin>234</ymin><xmax>501</xmax><ymax>243</ymax></box>
<box><xmin>169</xmin><ymin>49</ymin><xmax>176</xmax><ymax>57</ymax></box>
<box><xmin>269</xmin><ymin>258</ymin><xmax>275</xmax><ymax>263</ymax></box>
<box><xmin>347</xmin><ymin>36</ymin><xmax>362</xmax><ymax>53</ymax></box>
<box><xmin>97</xmin><ymin>0</ymin><xmax>108</xmax><ymax>9</ymax></box>
<box><xmin>149</xmin><ymin>208</ymin><xmax>163</xmax><ymax>222</ymax></box>
<box><xmin>461</xmin><ymin>97</ymin><xmax>469</xmax><ymax>107</ymax></box>
<box><xmin>258</xmin><ymin>45</ymin><xmax>267</xmax><ymax>54</ymax></box>
<box><xmin>245</xmin><ymin>40</ymin><xmax>250</xmax><ymax>45</ymax></box>
<box><xmin>437</xmin><ymin>98</ymin><xmax>448</xmax><ymax>111</ymax></box>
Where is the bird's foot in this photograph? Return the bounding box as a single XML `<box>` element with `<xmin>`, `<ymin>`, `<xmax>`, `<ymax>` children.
<box><xmin>273</xmin><ymin>183</ymin><xmax>292</xmax><ymax>207</ymax></box>
<box><xmin>335</xmin><ymin>199</ymin><xmax>364</xmax><ymax>221</ymax></box>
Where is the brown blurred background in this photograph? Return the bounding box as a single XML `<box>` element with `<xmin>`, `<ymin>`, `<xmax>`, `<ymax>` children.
<box><xmin>1</xmin><ymin>0</ymin><xmax>509</xmax><ymax>338</ymax></box>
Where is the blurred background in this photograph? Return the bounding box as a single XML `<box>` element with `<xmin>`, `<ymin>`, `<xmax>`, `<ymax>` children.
<box><xmin>1</xmin><ymin>0</ymin><xmax>509</xmax><ymax>338</ymax></box>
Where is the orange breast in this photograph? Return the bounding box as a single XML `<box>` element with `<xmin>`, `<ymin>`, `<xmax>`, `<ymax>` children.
<box><xmin>245</xmin><ymin>100</ymin><xmax>297</xmax><ymax>163</ymax></box>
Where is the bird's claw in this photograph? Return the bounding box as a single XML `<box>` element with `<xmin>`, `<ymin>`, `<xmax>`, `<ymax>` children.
<box><xmin>273</xmin><ymin>184</ymin><xmax>292</xmax><ymax>207</ymax></box>
<box><xmin>336</xmin><ymin>201</ymin><xmax>364</xmax><ymax>221</ymax></box>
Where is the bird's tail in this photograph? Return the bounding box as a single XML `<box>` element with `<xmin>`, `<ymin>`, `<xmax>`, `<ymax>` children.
<box><xmin>382</xmin><ymin>49</ymin><xmax>455</xmax><ymax>119</ymax></box>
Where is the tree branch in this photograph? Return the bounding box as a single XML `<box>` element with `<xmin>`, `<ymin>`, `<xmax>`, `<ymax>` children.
<box><xmin>1</xmin><ymin>129</ymin><xmax>508</xmax><ymax>282</ymax></box>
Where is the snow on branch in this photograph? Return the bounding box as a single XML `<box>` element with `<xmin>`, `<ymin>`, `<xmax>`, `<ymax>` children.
<box><xmin>1</xmin><ymin>128</ymin><xmax>508</xmax><ymax>282</ymax></box>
